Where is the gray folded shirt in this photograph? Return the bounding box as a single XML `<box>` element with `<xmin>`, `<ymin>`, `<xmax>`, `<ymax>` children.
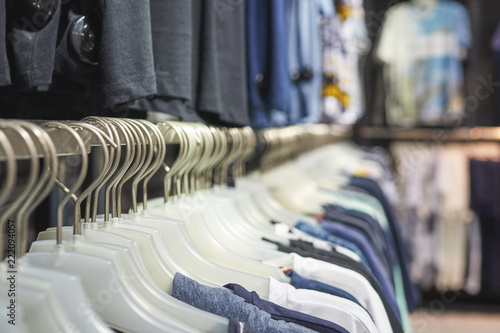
<box><xmin>0</xmin><ymin>0</ymin><xmax>10</xmax><ymax>86</ymax></box>
<box><xmin>172</xmin><ymin>273</ymin><xmax>314</xmax><ymax>333</ymax></box>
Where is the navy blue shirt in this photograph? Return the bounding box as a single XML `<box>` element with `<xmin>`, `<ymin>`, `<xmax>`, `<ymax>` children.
<box><xmin>286</xmin><ymin>270</ymin><xmax>364</xmax><ymax>308</ymax></box>
<box><xmin>295</xmin><ymin>220</ymin><xmax>397</xmax><ymax>316</ymax></box>
<box><xmin>246</xmin><ymin>0</ymin><xmax>290</xmax><ymax>128</ymax></box>
<box><xmin>348</xmin><ymin>176</ymin><xmax>422</xmax><ymax>311</ymax></box>
<box><xmin>224</xmin><ymin>282</ymin><xmax>349</xmax><ymax>333</ymax></box>
<box><xmin>470</xmin><ymin>159</ymin><xmax>500</xmax><ymax>293</ymax></box>
<box><xmin>323</xmin><ymin>203</ymin><xmax>394</xmax><ymax>275</ymax></box>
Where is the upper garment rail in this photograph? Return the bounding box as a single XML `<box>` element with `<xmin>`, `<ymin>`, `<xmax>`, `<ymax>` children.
<box><xmin>357</xmin><ymin>126</ymin><xmax>500</xmax><ymax>142</ymax></box>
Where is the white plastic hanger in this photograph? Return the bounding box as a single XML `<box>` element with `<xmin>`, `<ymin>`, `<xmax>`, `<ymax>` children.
<box><xmin>0</xmin><ymin>298</ymin><xmax>28</xmax><ymax>333</ymax></box>
<box><xmin>180</xmin><ymin>125</ymin><xmax>284</xmax><ymax>251</ymax></box>
<box><xmin>146</xmin><ymin>123</ymin><xmax>285</xmax><ymax>259</ymax></box>
<box><xmin>199</xmin><ymin>127</ymin><xmax>289</xmax><ymax>246</ymax></box>
<box><xmin>36</xmin><ymin>121</ymin><xmax>205</xmax><ymax>290</ymax></box>
<box><xmin>92</xmin><ymin>118</ymin><xmax>215</xmax><ymax>288</ymax></box>
<box><xmin>235</xmin><ymin>127</ymin><xmax>318</xmax><ymax>225</ymax></box>
<box><xmin>256</xmin><ymin>127</ymin><xmax>347</xmax><ymax>215</ymax></box>
<box><xmin>106</xmin><ymin>120</ymin><xmax>273</xmax><ymax>296</ymax></box>
<box><xmin>24</xmin><ymin>121</ymin><xmax>194</xmax><ymax>333</ymax></box>
<box><xmin>0</xmin><ymin>275</ymin><xmax>71</xmax><ymax>333</ymax></box>
<box><xmin>21</xmin><ymin>121</ymin><xmax>115</xmax><ymax>333</ymax></box>
<box><xmin>162</xmin><ymin>124</ymin><xmax>286</xmax><ymax>259</ymax></box>
<box><xmin>216</xmin><ymin>127</ymin><xmax>279</xmax><ymax>230</ymax></box>
<box><xmin>0</xmin><ymin>122</ymin><xmax>32</xmax><ymax>333</ymax></box>
<box><xmin>34</xmin><ymin>120</ymin><xmax>228</xmax><ymax>332</ymax></box>
<box><xmin>234</xmin><ymin>126</ymin><xmax>339</xmax><ymax>220</ymax></box>
<box><xmin>139</xmin><ymin>122</ymin><xmax>287</xmax><ymax>279</ymax></box>
<box><xmin>210</xmin><ymin>127</ymin><xmax>297</xmax><ymax>242</ymax></box>
<box><xmin>0</xmin><ymin>121</ymin><xmax>78</xmax><ymax>333</ymax></box>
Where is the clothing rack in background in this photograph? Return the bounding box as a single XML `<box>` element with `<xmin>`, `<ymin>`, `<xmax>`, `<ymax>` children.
<box><xmin>355</xmin><ymin>125</ymin><xmax>500</xmax><ymax>307</ymax></box>
<box><xmin>356</xmin><ymin>126</ymin><xmax>500</xmax><ymax>142</ymax></box>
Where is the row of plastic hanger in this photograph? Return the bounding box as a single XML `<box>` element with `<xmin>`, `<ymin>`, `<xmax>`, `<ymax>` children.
<box><xmin>0</xmin><ymin>118</ymin><xmax>346</xmax><ymax>333</ymax></box>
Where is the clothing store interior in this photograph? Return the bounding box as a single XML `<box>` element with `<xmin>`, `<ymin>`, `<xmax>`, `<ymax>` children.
<box><xmin>1</xmin><ymin>0</ymin><xmax>500</xmax><ymax>332</ymax></box>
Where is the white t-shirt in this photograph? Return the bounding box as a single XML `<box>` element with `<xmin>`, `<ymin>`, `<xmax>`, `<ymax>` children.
<box><xmin>268</xmin><ymin>277</ymin><xmax>379</xmax><ymax>333</ymax></box>
<box><xmin>290</xmin><ymin>253</ymin><xmax>393</xmax><ymax>333</ymax></box>
<box><xmin>375</xmin><ymin>1</ymin><xmax>471</xmax><ymax>126</ymax></box>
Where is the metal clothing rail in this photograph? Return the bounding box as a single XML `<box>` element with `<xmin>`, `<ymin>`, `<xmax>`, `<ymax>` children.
<box><xmin>257</xmin><ymin>124</ymin><xmax>351</xmax><ymax>171</ymax></box>
<box><xmin>0</xmin><ymin>120</ymin><xmax>127</xmax><ymax>161</ymax></box>
<box><xmin>0</xmin><ymin>124</ymin><xmax>92</xmax><ymax>161</ymax></box>
<box><xmin>0</xmin><ymin>121</ymin><xmax>352</xmax><ymax>162</ymax></box>
<box><xmin>356</xmin><ymin>126</ymin><xmax>500</xmax><ymax>142</ymax></box>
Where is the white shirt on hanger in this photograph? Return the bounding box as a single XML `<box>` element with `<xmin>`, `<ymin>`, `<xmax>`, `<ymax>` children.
<box><xmin>275</xmin><ymin>253</ymin><xmax>394</xmax><ymax>333</ymax></box>
<box><xmin>268</xmin><ymin>277</ymin><xmax>379</xmax><ymax>333</ymax></box>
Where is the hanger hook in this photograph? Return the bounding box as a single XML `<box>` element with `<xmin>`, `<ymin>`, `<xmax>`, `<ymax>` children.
<box><xmin>68</xmin><ymin>122</ymin><xmax>115</xmax><ymax>234</ymax></box>
<box><xmin>102</xmin><ymin>118</ymin><xmax>133</xmax><ymax>220</ymax></box>
<box><xmin>116</xmin><ymin>119</ymin><xmax>148</xmax><ymax>218</ymax></box>
<box><xmin>126</xmin><ymin>119</ymin><xmax>155</xmax><ymax>214</ymax></box>
<box><xmin>0</xmin><ymin>123</ymin><xmax>17</xmax><ymax>262</ymax></box>
<box><xmin>83</xmin><ymin>117</ymin><xmax>121</xmax><ymax>222</ymax></box>
<box><xmin>0</xmin><ymin>121</ymin><xmax>39</xmax><ymax>261</ymax></box>
<box><xmin>188</xmin><ymin>123</ymin><xmax>212</xmax><ymax>194</ymax></box>
<box><xmin>42</xmin><ymin>122</ymin><xmax>89</xmax><ymax>247</ymax></box>
<box><xmin>178</xmin><ymin>123</ymin><xmax>203</xmax><ymax>196</ymax></box>
<box><xmin>156</xmin><ymin>121</ymin><xmax>187</xmax><ymax>203</ymax></box>
<box><xmin>0</xmin><ymin>125</ymin><xmax>17</xmax><ymax>208</ymax></box>
<box><xmin>137</xmin><ymin>120</ymin><xmax>166</xmax><ymax>211</ymax></box>
<box><xmin>15</xmin><ymin>121</ymin><xmax>58</xmax><ymax>258</ymax></box>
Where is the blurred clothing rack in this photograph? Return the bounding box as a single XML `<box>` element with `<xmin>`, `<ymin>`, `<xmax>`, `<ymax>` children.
<box><xmin>356</xmin><ymin>126</ymin><xmax>500</xmax><ymax>142</ymax></box>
